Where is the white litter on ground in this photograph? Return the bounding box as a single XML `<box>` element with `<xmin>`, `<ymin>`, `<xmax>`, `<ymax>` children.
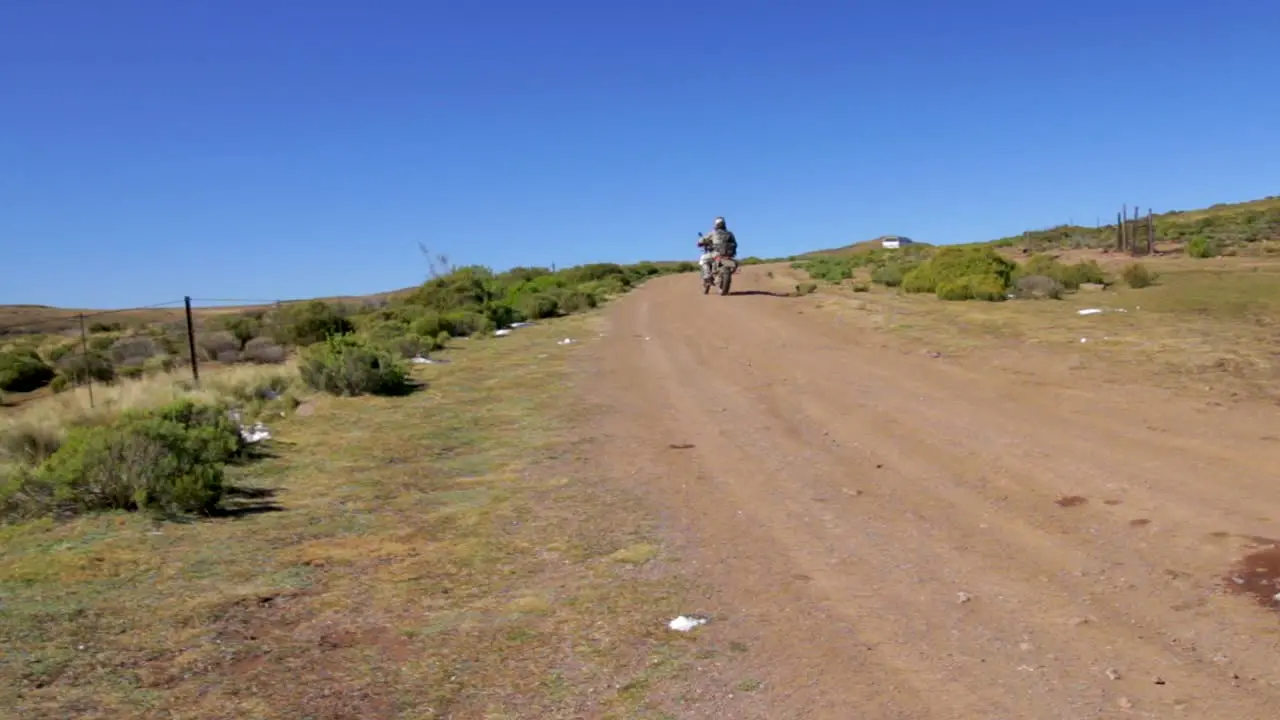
<box><xmin>557</xmin><ymin>338</ymin><xmax>575</xmax><ymax>345</ymax></box>
<box><xmin>510</xmin><ymin>321</ymin><xmax>536</xmax><ymax>328</ymax></box>
<box><xmin>409</xmin><ymin>356</ymin><xmax>448</xmax><ymax>364</ymax></box>
<box><xmin>1078</xmin><ymin>308</ymin><xmax>1103</xmax><ymax>315</ymax></box>
<box><xmin>668</xmin><ymin>615</ymin><xmax>708</xmax><ymax>632</ymax></box>
<box><xmin>493</xmin><ymin>328</ymin><xmax>513</xmax><ymax>337</ymax></box>
<box><xmin>240</xmin><ymin>423</ymin><xmax>272</xmax><ymax>444</ymax></box>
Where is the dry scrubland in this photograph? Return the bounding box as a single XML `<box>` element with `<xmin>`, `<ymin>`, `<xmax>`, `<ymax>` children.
<box><xmin>1</xmin><ymin>262</ymin><xmax>718</xmax><ymax>719</ymax></box>
<box><xmin>3</xmin><ymin>196</ymin><xmax>1280</xmax><ymax>717</ymax></box>
<box><xmin>789</xmin><ymin>196</ymin><xmax>1280</xmax><ymax>402</ymax></box>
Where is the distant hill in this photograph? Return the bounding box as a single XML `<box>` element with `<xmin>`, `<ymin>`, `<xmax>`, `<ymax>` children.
<box><xmin>987</xmin><ymin>195</ymin><xmax>1280</xmax><ymax>253</ymax></box>
<box><xmin>802</xmin><ymin>195</ymin><xmax>1280</xmax><ymax>259</ymax></box>
<box><xmin>805</xmin><ymin>235</ymin><xmax>934</xmax><ymax>257</ymax></box>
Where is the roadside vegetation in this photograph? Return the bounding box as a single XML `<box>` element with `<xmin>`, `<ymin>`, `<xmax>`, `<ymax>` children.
<box><xmin>0</xmin><ymin>314</ymin><xmax>717</xmax><ymax>718</ymax></box>
<box><xmin>793</xmin><ymin>245</ymin><xmax>1122</xmax><ymax>302</ymax></box>
<box><xmin>0</xmin><ymin>259</ymin><xmax>733</xmax><ymax>717</ymax></box>
<box><xmin>0</xmin><ymin>260</ymin><xmax>690</xmax><ymax>524</ymax></box>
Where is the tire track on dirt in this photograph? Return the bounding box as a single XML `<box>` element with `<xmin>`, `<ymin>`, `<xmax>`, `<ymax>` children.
<box><xmin>582</xmin><ymin>267</ymin><xmax>1280</xmax><ymax>719</ymax></box>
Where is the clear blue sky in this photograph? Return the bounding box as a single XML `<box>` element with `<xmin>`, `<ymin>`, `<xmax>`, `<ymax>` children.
<box><xmin>3</xmin><ymin>0</ymin><xmax>1278</xmax><ymax>308</ymax></box>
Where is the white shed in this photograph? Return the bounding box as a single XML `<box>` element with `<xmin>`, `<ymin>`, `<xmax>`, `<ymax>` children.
<box><xmin>880</xmin><ymin>235</ymin><xmax>916</xmax><ymax>249</ymax></box>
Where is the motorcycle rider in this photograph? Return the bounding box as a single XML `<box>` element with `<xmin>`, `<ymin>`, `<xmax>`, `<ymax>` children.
<box><xmin>697</xmin><ymin>216</ymin><xmax>738</xmax><ymax>281</ymax></box>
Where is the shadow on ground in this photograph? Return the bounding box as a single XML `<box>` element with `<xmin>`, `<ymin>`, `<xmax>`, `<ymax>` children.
<box><xmin>210</xmin><ymin>485</ymin><xmax>285</xmax><ymax>519</ymax></box>
<box><xmin>729</xmin><ymin>290</ymin><xmax>795</xmax><ymax>298</ymax></box>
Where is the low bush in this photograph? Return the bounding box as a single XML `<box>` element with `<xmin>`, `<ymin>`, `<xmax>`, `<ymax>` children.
<box><xmin>1122</xmin><ymin>262</ymin><xmax>1157</xmax><ymax>288</ymax></box>
<box><xmin>0</xmin><ymin>348</ymin><xmax>56</xmax><ymax>393</ymax></box>
<box><xmin>900</xmin><ymin>247</ymin><xmax>1015</xmax><ymax>301</ymax></box>
<box><xmin>851</xmin><ymin>282</ymin><xmax>871</xmax><ymax>292</ymax></box>
<box><xmin>198</xmin><ymin>331</ymin><xmax>241</xmax><ymax>361</ymax></box>
<box><xmin>216</xmin><ymin>313</ymin><xmax>265</xmax><ymax>345</ymax></box>
<box><xmin>299</xmin><ymin>334</ymin><xmax>410</xmax><ymax>397</ymax></box>
<box><xmin>1013</xmin><ymin>274</ymin><xmax>1065</xmax><ymax>300</ymax></box>
<box><xmin>109</xmin><ymin>336</ymin><xmax>161</xmax><ymax>366</ymax></box>
<box><xmin>0</xmin><ymin>420</ymin><xmax>62</xmax><ymax>465</ymax></box>
<box><xmin>556</xmin><ymin>289</ymin><xmax>597</xmax><ymax>314</ymax></box>
<box><xmin>871</xmin><ymin>264</ymin><xmax>907</xmax><ymax>287</ymax></box>
<box><xmin>143</xmin><ymin>355</ymin><xmax>178</xmax><ymax>374</ymax></box>
<box><xmin>56</xmin><ymin>352</ymin><xmax>116</xmax><ymax>384</ymax></box>
<box><xmin>1019</xmin><ymin>254</ymin><xmax>1106</xmax><ymax>290</ymax></box>
<box><xmin>6</xmin><ymin>400</ymin><xmax>241</xmax><ymax>518</ymax></box>
<box><xmin>795</xmin><ymin>282</ymin><xmax>818</xmax><ymax>296</ymax></box>
<box><xmin>272</xmin><ymin>301</ymin><xmax>354</xmax><ymax>346</ymax></box>
<box><xmin>88</xmin><ymin>335</ymin><xmax>116</xmax><ymax>352</ymax></box>
<box><xmin>242</xmin><ymin>337</ymin><xmax>287</xmax><ymax>364</ymax></box>
<box><xmin>935</xmin><ymin>274</ymin><xmax>1008</xmax><ymax>302</ymax></box>
<box><xmin>515</xmin><ymin>292</ymin><xmax>560</xmax><ymax>320</ymax></box>
<box><xmin>799</xmin><ymin>257</ymin><xmax>856</xmax><ymax>283</ymax></box>
<box><xmin>1187</xmin><ymin>236</ymin><xmax>1219</xmax><ymax>258</ymax></box>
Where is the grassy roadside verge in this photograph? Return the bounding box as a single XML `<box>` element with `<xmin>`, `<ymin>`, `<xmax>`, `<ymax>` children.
<box><xmin>0</xmin><ymin>314</ymin><xmax>703</xmax><ymax>719</ymax></box>
<box><xmin>772</xmin><ymin>258</ymin><xmax>1280</xmax><ymax>401</ymax></box>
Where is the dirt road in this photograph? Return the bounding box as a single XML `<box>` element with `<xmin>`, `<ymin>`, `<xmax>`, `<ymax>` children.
<box><xmin>581</xmin><ymin>266</ymin><xmax>1280</xmax><ymax>719</ymax></box>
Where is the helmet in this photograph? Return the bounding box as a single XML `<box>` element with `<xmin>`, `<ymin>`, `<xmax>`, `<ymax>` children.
<box><xmin>713</xmin><ymin>217</ymin><xmax>727</xmax><ymax>230</ymax></box>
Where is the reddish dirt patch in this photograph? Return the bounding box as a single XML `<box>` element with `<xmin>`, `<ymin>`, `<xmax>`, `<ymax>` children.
<box><xmin>1055</xmin><ymin>495</ymin><xmax>1088</xmax><ymax>508</ymax></box>
<box><xmin>1130</xmin><ymin>518</ymin><xmax>1152</xmax><ymax>527</ymax></box>
<box><xmin>1226</xmin><ymin>538</ymin><xmax>1280</xmax><ymax>610</ymax></box>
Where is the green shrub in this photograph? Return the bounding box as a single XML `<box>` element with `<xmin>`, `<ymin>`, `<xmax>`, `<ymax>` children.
<box><xmin>1020</xmin><ymin>254</ymin><xmax>1106</xmax><ymax>289</ymax></box>
<box><xmin>1121</xmin><ymin>262</ymin><xmax>1157</xmax><ymax>288</ymax></box>
<box><xmin>88</xmin><ymin>334</ymin><xmax>116</xmax><ymax>352</ymax></box>
<box><xmin>30</xmin><ymin>400</ymin><xmax>240</xmax><ymax>517</ymax></box>
<box><xmin>935</xmin><ymin>274</ymin><xmax>1009</xmax><ymax>302</ymax></box>
<box><xmin>795</xmin><ymin>282</ymin><xmax>818</xmax><ymax>296</ymax></box>
<box><xmin>440</xmin><ymin>310</ymin><xmax>488</xmax><ymax>337</ymax></box>
<box><xmin>1</xmin><ymin>464</ymin><xmax>52</xmax><ymax>522</ymax></box>
<box><xmin>852</xmin><ymin>282</ymin><xmax>871</xmax><ymax>293</ymax></box>
<box><xmin>0</xmin><ymin>348</ymin><xmax>56</xmax><ymax>393</ymax></box>
<box><xmin>1187</xmin><ymin>236</ymin><xmax>1219</xmax><ymax>258</ymax></box>
<box><xmin>273</xmin><ymin>301</ymin><xmax>354</xmax><ymax>346</ymax></box>
<box><xmin>45</xmin><ymin>343</ymin><xmax>78</xmax><ymax>363</ymax></box>
<box><xmin>299</xmin><ymin>334</ymin><xmax>410</xmax><ymax>396</ymax></box>
<box><xmin>380</xmin><ymin>333</ymin><xmax>435</xmax><ymax>359</ymax></box>
<box><xmin>556</xmin><ymin>289</ymin><xmax>597</xmax><ymax>314</ymax></box>
<box><xmin>216</xmin><ymin>313</ymin><xmax>264</xmax><ymax>345</ymax></box>
<box><xmin>871</xmin><ymin>264</ymin><xmax>906</xmax><ymax>287</ymax></box>
<box><xmin>1058</xmin><ymin>259</ymin><xmax>1107</xmax><ymax>288</ymax></box>
<box><xmin>143</xmin><ymin>355</ymin><xmax>178</xmax><ymax>374</ymax></box>
<box><xmin>935</xmin><ymin>278</ymin><xmax>971</xmax><ymax>301</ymax></box>
<box><xmin>798</xmin><ymin>257</ymin><xmax>856</xmax><ymax>283</ymax></box>
<box><xmin>901</xmin><ymin>265</ymin><xmax>938</xmax><ymax>293</ymax></box>
<box><xmin>964</xmin><ymin>274</ymin><xmax>1009</xmax><ymax>301</ymax></box>
<box><xmin>515</xmin><ymin>292</ymin><xmax>560</xmax><ymax>320</ymax></box>
<box><xmin>902</xmin><ymin>247</ymin><xmax>1015</xmax><ymax>296</ymax></box>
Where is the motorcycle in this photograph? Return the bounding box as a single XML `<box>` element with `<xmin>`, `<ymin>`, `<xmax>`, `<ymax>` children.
<box><xmin>697</xmin><ymin>233</ymin><xmax>739</xmax><ymax>296</ymax></box>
